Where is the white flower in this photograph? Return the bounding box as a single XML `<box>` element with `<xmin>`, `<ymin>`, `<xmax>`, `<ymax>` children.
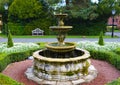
<box><xmin>77</xmin><ymin>41</ymin><xmax>120</xmax><ymax>52</ymax></box>
<box><xmin>0</xmin><ymin>43</ymin><xmax>39</xmax><ymax>54</ymax></box>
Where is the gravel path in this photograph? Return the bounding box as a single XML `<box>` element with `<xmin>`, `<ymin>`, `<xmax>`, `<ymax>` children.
<box><xmin>2</xmin><ymin>59</ymin><xmax>120</xmax><ymax>85</ymax></box>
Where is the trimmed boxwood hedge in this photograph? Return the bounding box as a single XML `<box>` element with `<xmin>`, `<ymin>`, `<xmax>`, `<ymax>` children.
<box><xmin>89</xmin><ymin>50</ymin><xmax>120</xmax><ymax>70</ymax></box>
<box><xmin>0</xmin><ymin>49</ymin><xmax>38</xmax><ymax>72</ymax></box>
<box><xmin>106</xmin><ymin>78</ymin><xmax>120</xmax><ymax>85</ymax></box>
<box><xmin>0</xmin><ymin>73</ymin><xmax>23</xmax><ymax>85</ymax></box>
<box><xmin>0</xmin><ymin>53</ymin><xmax>11</xmax><ymax>72</ymax></box>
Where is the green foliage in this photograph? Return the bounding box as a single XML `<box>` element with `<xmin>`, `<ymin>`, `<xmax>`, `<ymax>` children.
<box><xmin>75</xmin><ymin>6</ymin><xmax>98</xmax><ymax>20</ymax></box>
<box><xmin>8</xmin><ymin>51</ymin><xmax>30</xmax><ymax>63</ymax></box>
<box><xmin>9</xmin><ymin>0</ymin><xmax>42</xmax><ymax>20</ymax></box>
<box><xmin>65</xmin><ymin>71</ymin><xmax>74</xmax><ymax>76</ymax></box>
<box><xmin>0</xmin><ymin>0</ymin><xmax>9</xmax><ymax>14</ymax></box>
<box><xmin>36</xmin><ymin>42</ymin><xmax>46</xmax><ymax>49</ymax></box>
<box><xmin>114</xmin><ymin>48</ymin><xmax>120</xmax><ymax>55</ymax></box>
<box><xmin>24</xmin><ymin>18</ymin><xmax>52</xmax><ymax>35</ymax></box>
<box><xmin>0</xmin><ymin>49</ymin><xmax>37</xmax><ymax>72</ymax></box>
<box><xmin>89</xmin><ymin>50</ymin><xmax>120</xmax><ymax>70</ymax></box>
<box><xmin>106</xmin><ymin>78</ymin><xmax>120</xmax><ymax>85</ymax></box>
<box><xmin>98</xmin><ymin>31</ymin><xmax>104</xmax><ymax>46</ymax></box>
<box><xmin>97</xmin><ymin>0</ymin><xmax>120</xmax><ymax>16</ymax></box>
<box><xmin>82</xmin><ymin>61</ymin><xmax>90</xmax><ymax>75</ymax></box>
<box><xmin>0</xmin><ymin>42</ymin><xmax>39</xmax><ymax>72</ymax></box>
<box><xmin>8</xmin><ymin>22</ymin><xmax>24</xmax><ymax>35</ymax></box>
<box><xmin>0</xmin><ymin>73</ymin><xmax>23</xmax><ymax>85</ymax></box>
<box><xmin>0</xmin><ymin>53</ymin><xmax>10</xmax><ymax>72</ymax></box>
<box><xmin>7</xmin><ymin>30</ymin><xmax>14</xmax><ymax>48</ymax></box>
<box><xmin>8</xmin><ymin>18</ymin><xmax>52</xmax><ymax>35</ymax></box>
<box><xmin>67</xmin><ymin>19</ymin><xmax>106</xmax><ymax>35</ymax></box>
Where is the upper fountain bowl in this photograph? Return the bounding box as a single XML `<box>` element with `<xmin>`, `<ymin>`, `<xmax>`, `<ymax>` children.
<box><xmin>46</xmin><ymin>42</ymin><xmax>76</xmax><ymax>52</ymax></box>
<box><xmin>55</xmin><ymin>14</ymin><xmax>68</xmax><ymax>18</ymax></box>
<box><xmin>49</xmin><ymin>26</ymin><xmax>72</xmax><ymax>32</ymax></box>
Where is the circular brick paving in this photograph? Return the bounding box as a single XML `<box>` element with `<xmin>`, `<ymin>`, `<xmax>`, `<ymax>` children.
<box><xmin>2</xmin><ymin>59</ymin><xmax>120</xmax><ymax>85</ymax></box>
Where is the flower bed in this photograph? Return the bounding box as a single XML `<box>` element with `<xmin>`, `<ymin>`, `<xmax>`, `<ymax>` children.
<box><xmin>77</xmin><ymin>41</ymin><xmax>120</xmax><ymax>52</ymax></box>
<box><xmin>0</xmin><ymin>43</ymin><xmax>40</xmax><ymax>55</ymax></box>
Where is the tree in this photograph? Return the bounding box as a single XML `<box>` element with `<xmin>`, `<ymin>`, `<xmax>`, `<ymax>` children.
<box><xmin>7</xmin><ymin>30</ymin><xmax>14</xmax><ymax>48</ymax></box>
<box><xmin>9</xmin><ymin>0</ymin><xmax>43</xmax><ymax>22</ymax></box>
<box><xmin>98</xmin><ymin>31</ymin><xmax>104</xmax><ymax>46</ymax></box>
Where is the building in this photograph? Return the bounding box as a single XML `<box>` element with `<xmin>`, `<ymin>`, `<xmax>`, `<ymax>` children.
<box><xmin>107</xmin><ymin>15</ymin><xmax>120</xmax><ymax>29</ymax></box>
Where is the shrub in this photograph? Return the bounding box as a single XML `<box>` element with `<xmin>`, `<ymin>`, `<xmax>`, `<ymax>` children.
<box><xmin>8</xmin><ymin>51</ymin><xmax>30</xmax><ymax>63</ymax></box>
<box><xmin>8</xmin><ymin>22</ymin><xmax>24</xmax><ymax>35</ymax></box>
<box><xmin>0</xmin><ymin>53</ymin><xmax>10</xmax><ymax>72</ymax></box>
<box><xmin>0</xmin><ymin>73</ymin><xmax>23</xmax><ymax>85</ymax></box>
<box><xmin>67</xmin><ymin>18</ymin><xmax>106</xmax><ymax>35</ymax></box>
<box><xmin>98</xmin><ymin>31</ymin><xmax>104</xmax><ymax>46</ymax></box>
<box><xmin>89</xmin><ymin>50</ymin><xmax>120</xmax><ymax>70</ymax></box>
<box><xmin>23</xmin><ymin>18</ymin><xmax>52</xmax><ymax>35</ymax></box>
<box><xmin>114</xmin><ymin>48</ymin><xmax>120</xmax><ymax>55</ymax></box>
<box><xmin>89</xmin><ymin>50</ymin><xmax>110</xmax><ymax>60</ymax></box>
<box><xmin>106</xmin><ymin>78</ymin><xmax>120</xmax><ymax>85</ymax></box>
<box><xmin>7</xmin><ymin>30</ymin><xmax>14</xmax><ymax>48</ymax></box>
<box><xmin>8</xmin><ymin>49</ymin><xmax>38</xmax><ymax>63</ymax></box>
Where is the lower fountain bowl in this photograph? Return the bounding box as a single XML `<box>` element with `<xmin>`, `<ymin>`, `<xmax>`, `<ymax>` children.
<box><xmin>25</xmin><ymin>48</ymin><xmax>98</xmax><ymax>85</ymax></box>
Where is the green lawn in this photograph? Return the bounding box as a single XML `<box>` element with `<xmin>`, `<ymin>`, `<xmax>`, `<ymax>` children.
<box><xmin>0</xmin><ymin>34</ymin><xmax>118</xmax><ymax>38</ymax></box>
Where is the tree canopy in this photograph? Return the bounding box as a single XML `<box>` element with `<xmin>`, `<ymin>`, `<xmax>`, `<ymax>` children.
<box><xmin>9</xmin><ymin>0</ymin><xmax>43</xmax><ymax>21</ymax></box>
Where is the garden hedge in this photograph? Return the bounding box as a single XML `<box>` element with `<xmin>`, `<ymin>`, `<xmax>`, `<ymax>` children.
<box><xmin>0</xmin><ymin>49</ymin><xmax>38</xmax><ymax>72</ymax></box>
<box><xmin>0</xmin><ymin>53</ymin><xmax>11</xmax><ymax>72</ymax></box>
<box><xmin>0</xmin><ymin>73</ymin><xmax>23</xmax><ymax>85</ymax></box>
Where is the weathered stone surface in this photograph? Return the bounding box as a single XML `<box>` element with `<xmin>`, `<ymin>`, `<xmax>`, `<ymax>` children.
<box><xmin>25</xmin><ymin>67</ymin><xmax>43</xmax><ymax>84</ymax></box>
<box><xmin>41</xmin><ymin>80</ymin><xmax>56</xmax><ymax>85</ymax></box>
<box><xmin>56</xmin><ymin>81</ymin><xmax>73</xmax><ymax>85</ymax></box>
<box><xmin>72</xmin><ymin>79</ymin><xmax>85</xmax><ymax>85</ymax></box>
<box><xmin>60</xmin><ymin>65</ymin><xmax>67</xmax><ymax>72</ymax></box>
<box><xmin>25</xmin><ymin>64</ymin><xmax>98</xmax><ymax>85</ymax></box>
<box><xmin>84</xmin><ymin>75</ymin><xmax>95</xmax><ymax>82</ymax></box>
<box><xmin>76</xmin><ymin>63</ymin><xmax>83</xmax><ymax>70</ymax></box>
<box><xmin>88</xmin><ymin>65</ymin><xmax>97</xmax><ymax>71</ymax></box>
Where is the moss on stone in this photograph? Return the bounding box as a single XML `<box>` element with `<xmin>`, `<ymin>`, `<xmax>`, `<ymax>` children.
<box><xmin>81</xmin><ymin>61</ymin><xmax>90</xmax><ymax>75</ymax></box>
<box><xmin>65</xmin><ymin>71</ymin><xmax>74</xmax><ymax>76</ymax></box>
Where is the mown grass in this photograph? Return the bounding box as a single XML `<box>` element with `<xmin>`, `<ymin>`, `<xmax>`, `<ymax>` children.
<box><xmin>0</xmin><ymin>34</ymin><xmax>118</xmax><ymax>38</ymax></box>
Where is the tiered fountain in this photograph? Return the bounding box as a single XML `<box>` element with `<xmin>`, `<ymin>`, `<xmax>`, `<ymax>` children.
<box><xmin>25</xmin><ymin>13</ymin><xmax>97</xmax><ymax>85</ymax></box>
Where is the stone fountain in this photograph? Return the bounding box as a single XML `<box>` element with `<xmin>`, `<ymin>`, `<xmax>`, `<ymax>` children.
<box><xmin>25</xmin><ymin>13</ymin><xmax>97</xmax><ymax>85</ymax></box>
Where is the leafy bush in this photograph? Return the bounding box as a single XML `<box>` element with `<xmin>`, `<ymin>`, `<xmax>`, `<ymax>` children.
<box><xmin>7</xmin><ymin>30</ymin><xmax>14</xmax><ymax>48</ymax></box>
<box><xmin>23</xmin><ymin>18</ymin><xmax>52</xmax><ymax>35</ymax></box>
<box><xmin>114</xmin><ymin>48</ymin><xmax>120</xmax><ymax>55</ymax></box>
<box><xmin>67</xmin><ymin>19</ymin><xmax>106</xmax><ymax>35</ymax></box>
<box><xmin>106</xmin><ymin>78</ymin><xmax>120</xmax><ymax>85</ymax></box>
<box><xmin>0</xmin><ymin>73</ymin><xmax>23</xmax><ymax>85</ymax></box>
<box><xmin>8</xmin><ymin>51</ymin><xmax>31</xmax><ymax>63</ymax></box>
<box><xmin>8</xmin><ymin>22</ymin><xmax>24</xmax><ymax>35</ymax></box>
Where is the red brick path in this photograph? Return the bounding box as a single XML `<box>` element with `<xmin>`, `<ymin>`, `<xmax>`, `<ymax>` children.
<box><xmin>2</xmin><ymin>59</ymin><xmax>120</xmax><ymax>85</ymax></box>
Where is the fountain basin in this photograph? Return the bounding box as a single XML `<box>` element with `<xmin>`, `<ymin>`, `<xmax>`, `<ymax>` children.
<box><xmin>46</xmin><ymin>42</ymin><xmax>76</xmax><ymax>52</ymax></box>
<box><xmin>25</xmin><ymin>48</ymin><xmax>97</xmax><ymax>85</ymax></box>
<box><xmin>32</xmin><ymin>48</ymin><xmax>91</xmax><ymax>81</ymax></box>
